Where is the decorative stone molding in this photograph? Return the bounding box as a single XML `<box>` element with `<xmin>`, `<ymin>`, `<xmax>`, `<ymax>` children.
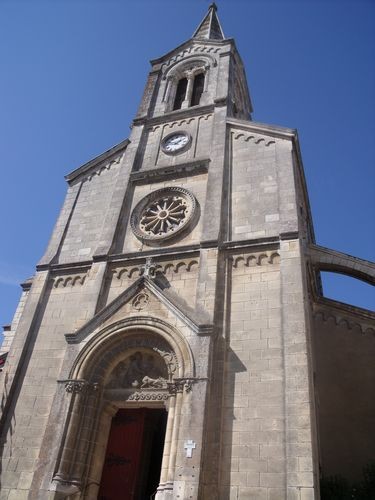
<box><xmin>232</xmin><ymin>131</ymin><xmax>275</xmax><ymax>147</ymax></box>
<box><xmin>105</xmin><ymin>348</ymin><xmax>170</xmax><ymax>390</ymax></box>
<box><xmin>313</xmin><ymin>307</ymin><xmax>375</xmax><ymax>336</ymax></box>
<box><xmin>161</xmin><ymin>49</ymin><xmax>218</xmax><ymax>74</ymax></box>
<box><xmin>130</xmin><ymin>187</ymin><xmax>197</xmax><ymax>245</ymax></box>
<box><xmin>130</xmin><ymin>158</ymin><xmax>209</xmax><ymax>185</ymax></box>
<box><xmin>127</xmin><ymin>391</ymin><xmax>169</xmax><ymax>401</ymax></box>
<box><xmin>91</xmin><ymin>336</ymin><xmax>179</xmax><ymax>385</ymax></box>
<box><xmin>164</xmin><ymin>113</ymin><xmax>211</xmax><ymax>129</ymax></box>
<box><xmin>132</xmin><ymin>292</ymin><xmax>150</xmax><ymax>311</ymax></box>
<box><xmin>62</xmin><ymin>379</ymin><xmax>99</xmax><ymax>393</ymax></box>
<box><xmin>167</xmin><ymin>377</ymin><xmax>204</xmax><ymax>394</ymax></box>
<box><xmin>232</xmin><ymin>251</ymin><xmax>280</xmax><ymax>268</ymax></box>
<box><xmin>50</xmin><ymin>477</ymin><xmax>80</xmax><ymax>495</ymax></box>
<box><xmin>53</xmin><ymin>272</ymin><xmax>88</xmax><ymax>288</ymax></box>
<box><xmin>85</xmin><ymin>152</ymin><xmax>124</xmax><ymax>182</ymax></box>
<box><xmin>105</xmin><ymin>379</ymin><xmax>196</xmax><ymax>401</ymax></box>
<box><xmin>150</xmin><ymin>113</ymin><xmax>212</xmax><ymax>133</ymax></box>
<box><xmin>112</xmin><ymin>259</ymin><xmax>199</xmax><ymax>280</ymax></box>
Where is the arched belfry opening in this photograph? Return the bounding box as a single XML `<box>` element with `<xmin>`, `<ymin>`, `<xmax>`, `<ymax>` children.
<box><xmin>162</xmin><ymin>56</ymin><xmax>213</xmax><ymax>112</ymax></box>
<box><xmin>51</xmin><ymin>320</ymin><xmax>195</xmax><ymax>499</ymax></box>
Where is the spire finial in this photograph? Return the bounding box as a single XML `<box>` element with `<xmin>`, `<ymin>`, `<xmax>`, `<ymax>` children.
<box><xmin>192</xmin><ymin>3</ymin><xmax>225</xmax><ymax>41</ymax></box>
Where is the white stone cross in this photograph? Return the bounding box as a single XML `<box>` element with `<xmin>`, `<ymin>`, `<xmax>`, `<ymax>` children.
<box><xmin>184</xmin><ymin>440</ymin><xmax>196</xmax><ymax>458</ymax></box>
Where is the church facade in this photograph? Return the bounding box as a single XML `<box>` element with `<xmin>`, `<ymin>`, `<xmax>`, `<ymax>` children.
<box><xmin>1</xmin><ymin>4</ymin><xmax>374</xmax><ymax>500</ymax></box>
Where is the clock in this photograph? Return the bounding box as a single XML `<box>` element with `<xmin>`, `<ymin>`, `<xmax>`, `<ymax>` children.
<box><xmin>161</xmin><ymin>132</ymin><xmax>191</xmax><ymax>154</ymax></box>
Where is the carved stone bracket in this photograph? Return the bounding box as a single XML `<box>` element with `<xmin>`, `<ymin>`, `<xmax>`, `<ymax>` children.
<box><xmin>50</xmin><ymin>476</ymin><xmax>81</xmax><ymax>495</ymax></box>
<box><xmin>61</xmin><ymin>379</ymin><xmax>99</xmax><ymax>394</ymax></box>
<box><xmin>168</xmin><ymin>377</ymin><xmax>203</xmax><ymax>394</ymax></box>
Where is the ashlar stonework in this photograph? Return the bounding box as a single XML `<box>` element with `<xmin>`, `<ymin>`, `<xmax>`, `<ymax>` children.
<box><xmin>1</xmin><ymin>4</ymin><xmax>374</xmax><ymax>500</ymax></box>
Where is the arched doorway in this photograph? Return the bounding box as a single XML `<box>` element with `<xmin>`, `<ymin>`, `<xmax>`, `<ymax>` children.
<box><xmin>51</xmin><ymin>319</ymin><xmax>195</xmax><ymax>499</ymax></box>
<box><xmin>99</xmin><ymin>407</ymin><xmax>167</xmax><ymax>500</ymax></box>
<box><xmin>98</xmin><ymin>347</ymin><xmax>172</xmax><ymax>500</ymax></box>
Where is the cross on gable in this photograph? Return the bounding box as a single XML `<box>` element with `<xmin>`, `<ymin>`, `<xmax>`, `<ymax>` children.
<box><xmin>184</xmin><ymin>439</ymin><xmax>196</xmax><ymax>458</ymax></box>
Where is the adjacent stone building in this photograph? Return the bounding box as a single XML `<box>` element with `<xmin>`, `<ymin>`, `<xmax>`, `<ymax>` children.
<box><xmin>1</xmin><ymin>4</ymin><xmax>374</xmax><ymax>499</ymax></box>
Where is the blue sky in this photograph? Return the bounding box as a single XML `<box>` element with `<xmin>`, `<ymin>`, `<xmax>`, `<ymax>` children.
<box><xmin>0</xmin><ymin>0</ymin><xmax>374</xmax><ymax>329</ymax></box>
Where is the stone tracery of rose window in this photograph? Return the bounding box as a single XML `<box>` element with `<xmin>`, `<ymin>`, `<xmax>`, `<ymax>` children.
<box><xmin>140</xmin><ymin>195</ymin><xmax>188</xmax><ymax>236</ymax></box>
<box><xmin>131</xmin><ymin>187</ymin><xmax>197</xmax><ymax>244</ymax></box>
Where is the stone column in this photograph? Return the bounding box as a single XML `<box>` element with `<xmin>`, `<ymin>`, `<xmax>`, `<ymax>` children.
<box><xmin>182</xmin><ymin>72</ymin><xmax>194</xmax><ymax>109</ymax></box>
<box><xmin>51</xmin><ymin>380</ymin><xmax>98</xmax><ymax>494</ymax></box>
<box><xmin>157</xmin><ymin>392</ymin><xmax>177</xmax><ymax>493</ymax></box>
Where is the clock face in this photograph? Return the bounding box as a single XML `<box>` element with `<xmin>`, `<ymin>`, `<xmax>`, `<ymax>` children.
<box><xmin>161</xmin><ymin>132</ymin><xmax>191</xmax><ymax>154</ymax></box>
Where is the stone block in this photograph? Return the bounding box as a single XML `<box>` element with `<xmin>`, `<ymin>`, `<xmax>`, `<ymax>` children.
<box><xmin>238</xmin><ymin>487</ymin><xmax>267</xmax><ymax>500</ymax></box>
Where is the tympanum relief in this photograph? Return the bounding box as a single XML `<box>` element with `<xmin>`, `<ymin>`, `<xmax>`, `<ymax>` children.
<box><xmin>106</xmin><ymin>350</ymin><xmax>169</xmax><ymax>390</ymax></box>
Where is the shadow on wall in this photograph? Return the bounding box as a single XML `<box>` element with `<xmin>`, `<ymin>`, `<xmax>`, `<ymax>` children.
<box><xmin>313</xmin><ymin>312</ymin><xmax>375</xmax><ymax>485</ymax></box>
<box><xmin>320</xmin><ymin>460</ymin><xmax>375</xmax><ymax>500</ymax></box>
<box><xmin>0</xmin><ymin>282</ymin><xmax>52</xmax><ymax>495</ymax></box>
<box><xmin>219</xmin><ymin>347</ymin><xmax>247</xmax><ymax>496</ymax></box>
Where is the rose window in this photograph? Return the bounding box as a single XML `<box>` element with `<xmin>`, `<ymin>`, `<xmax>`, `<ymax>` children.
<box><xmin>131</xmin><ymin>187</ymin><xmax>197</xmax><ymax>244</ymax></box>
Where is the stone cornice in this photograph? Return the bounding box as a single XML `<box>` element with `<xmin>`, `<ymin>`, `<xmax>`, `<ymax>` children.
<box><xmin>130</xmin><ymin>158</ymin><xmax>209</xmax><ymax>184</ymax></box>
<box><xmin>150</xmin><ymin>37</ymin><xmax>232</xmax><ymax>66</ymax></box>
<box><xmin>133</xmin><ymin>104</ymin><xmax>214</xmax><ymax>127</ymax></box>
<box><xmin>36</xmin><ymin>235</ymin><xmax>302</xmax><ymax>274</ymax></box>
<box><xmin>227</xmin><ymin>117</ymin><xmax>296</xmax><ymax>140</ymax></box>
<box><xmin>313</xmin><ymin>297</ymin><xmax>375</xmax><ymax>335</ymax></box>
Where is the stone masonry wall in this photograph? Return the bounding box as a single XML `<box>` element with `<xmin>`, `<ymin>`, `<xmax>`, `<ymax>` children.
<box><xmin>57</xmin><ymin>155</ymin><xmax>123</xmax><ymax>265</ymax></box>
<box><xmin>230</xmin><ymin>129</ymin><xmax>299</xmax><ymax>241</ymax></box>
<box><xmin>313</xmin><ymin>312</ymin><xmax>375</xmax><ymax>482</ymax></box>
<box><xmin>0</xmin><ymin>269</ymin><xmax>102</xmax><ymax>498</ymax></box>
<box><xmin>219</xmin><ymin>250</ymin><xmax>285</xmax><ymax>500</ymax></box>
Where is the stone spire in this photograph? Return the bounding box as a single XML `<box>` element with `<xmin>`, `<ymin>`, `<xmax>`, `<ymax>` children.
<box><xmin>192</xmin><ymin>2</ymin><xmax>225</xmax><ymax>41</ymax></box>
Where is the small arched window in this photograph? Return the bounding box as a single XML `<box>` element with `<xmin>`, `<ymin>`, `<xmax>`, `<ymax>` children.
<box><xmin>173</xmin><ymin>77</ymin><xmax>188</xmax><ymax>111</ymax></box>
<box><xmin>191</xmin><ymin>73</ymin><xmax>205</xmax><ymax>106</ymax></box>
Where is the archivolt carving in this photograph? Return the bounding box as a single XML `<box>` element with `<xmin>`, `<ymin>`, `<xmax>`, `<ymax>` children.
<box><xmin>54</xmin><ymin>320</ymin><xmax>194</xmax><ymax>496</ymax></box>
<box><xmin>233</xmin><ymin>132</ymin><xmax>275</xmax><ymax>147</ymax></box>
<box><xmin>86</xmin><ymin>334</ymin><xmax>179</xmax><ymax>386</ymax></box>
<box><xmin>161</xmin><ymin>49</ymin><xmax>218</xmax><ymax>74</ymax></box>
<box><xmin>232</xmin><ymin>251</ymin><xmax>280</xmax><ymax>268</ymax></box>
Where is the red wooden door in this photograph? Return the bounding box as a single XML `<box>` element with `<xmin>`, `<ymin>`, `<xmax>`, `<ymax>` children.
<box><xmin>98</xmin><ymin>409</ymin><xmax>146</xmax><ymax>500</ymax></box>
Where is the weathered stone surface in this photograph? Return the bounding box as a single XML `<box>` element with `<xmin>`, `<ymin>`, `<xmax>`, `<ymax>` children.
<box><xmin>1</xmin><ymin>4</ymin><xmax>374</xmax><ymax>500</ymax></box>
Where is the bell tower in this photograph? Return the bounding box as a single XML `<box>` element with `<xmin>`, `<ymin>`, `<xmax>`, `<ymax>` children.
<box><xmin>135</xmin><ymin>2</ymin><xmax>252</xmax><ymax>122</ymax></box>
<box><xmin>6</xmin><ymin>4</ymin><xmax>375</xmax><ymax>500</ymax></box>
